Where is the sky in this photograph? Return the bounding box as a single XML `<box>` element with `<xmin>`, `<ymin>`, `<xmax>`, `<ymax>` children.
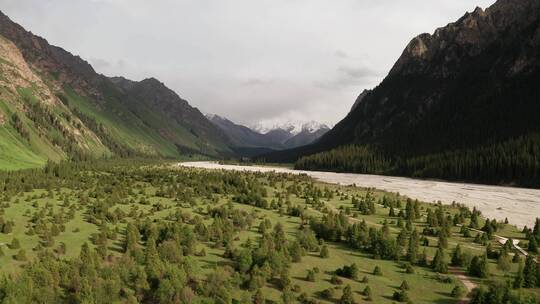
<box><xmin>1</xmin><ymin>0</ymin><xmax>495</xmax><ymax>127</ymax></box>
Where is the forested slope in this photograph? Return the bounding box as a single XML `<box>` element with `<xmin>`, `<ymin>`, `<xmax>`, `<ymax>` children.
<box><xmin>264</xmin><ymin>0</ymin><xmax>540</xmax><ymax>187</ymax></box>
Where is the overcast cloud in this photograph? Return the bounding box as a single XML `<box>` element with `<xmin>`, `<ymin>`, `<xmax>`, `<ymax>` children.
<box><xmin>1</xmin><ymin>0</ymin><xmax>495</xmax><ymax>126</ymax></box>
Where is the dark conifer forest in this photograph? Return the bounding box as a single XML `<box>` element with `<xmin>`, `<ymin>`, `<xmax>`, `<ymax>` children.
<box><xmin>296</xmin><ymin>133</ymin><xmax>540</xmax><ymax>187</ymax></box>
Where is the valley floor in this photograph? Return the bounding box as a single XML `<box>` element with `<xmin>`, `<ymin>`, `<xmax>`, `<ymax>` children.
<box><xmin>180</xmin><ymin>161</ymin><xmax>540</xmax><ymax>228</ymax></box>
<box><xmin>0</xmin><ymin>159</ymin><xmax>538</xmax><ymax>303</ymax></box>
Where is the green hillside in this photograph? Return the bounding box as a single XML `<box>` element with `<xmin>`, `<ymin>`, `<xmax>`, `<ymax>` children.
<box><xmin>0</xmin><ymin>12</ymin><xmax>232</xmax><ymax>170</ymax></box>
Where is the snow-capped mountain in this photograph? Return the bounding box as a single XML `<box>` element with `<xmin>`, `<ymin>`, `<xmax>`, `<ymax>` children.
<box><xmin>206</xmin><ymin>114</ymin><xmax>331</xmax><ymax>154</ymax></box>
<box><xmin>250</xmin><ymin>120</ymin><xmax>330</xmax><ymax>135</ymax></box>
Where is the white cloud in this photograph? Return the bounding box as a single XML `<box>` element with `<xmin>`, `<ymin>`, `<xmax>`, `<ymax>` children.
<box><xmin>1</xmin><ymin>0</ymin><xmax>496</xmax><ymax>125</ymax></box>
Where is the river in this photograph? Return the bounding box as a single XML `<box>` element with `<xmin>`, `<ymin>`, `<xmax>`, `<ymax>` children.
<box><xmin>179</xmin><ymin>161</ymin><xmax>540</xmax><ymax>228</ymax></box>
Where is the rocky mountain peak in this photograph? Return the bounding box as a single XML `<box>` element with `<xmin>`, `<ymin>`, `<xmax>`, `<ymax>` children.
<box><xmin>0</xmin><ymin>10</ymin><xmax>107</xmax><ymax>102</ymax></box>
<box><xmin>389</xmin><ymin>0</ymin><xmax>540</xmax><ymax>77</ymax></box>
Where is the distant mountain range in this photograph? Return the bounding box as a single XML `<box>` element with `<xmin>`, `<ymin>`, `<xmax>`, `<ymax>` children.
<box><xmin>3</xmin><ymin>0</ymin><xmax>540</xmax><ymax>187</ymax></box>
<box><xmin>207</xmin><ymin>114</ymin><xmax>329</xmax><ymax>155</ymax></box>
<box><xmin>262</xmin><ymin>0</ymin><xmax>540</xmax><ymax>187</ymax></box>
<box><xmin>0</xmin><ymin>9</ymin><xmax>330</xmax><ymax>169</ymax></box>
<box><xmin>0</xmin><ymin>10</ymin><xmax>236</xmax><ymax>169</ymax></box>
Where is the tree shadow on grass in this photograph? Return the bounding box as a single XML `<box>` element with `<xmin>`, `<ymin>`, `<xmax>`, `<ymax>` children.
<box><xmin>313</xmin><ymin>292</ymin><xmax>339</xmax><ymax>304</ymax></box>
<box><xmin>199</xmin><ymin>258</ymin><xmax>232</xmax><ymax>269</ymax></box>
<box><xmin>430</xmin><ymin>296</ymin><xmax>457</xmax><ymax>304</ymax></box>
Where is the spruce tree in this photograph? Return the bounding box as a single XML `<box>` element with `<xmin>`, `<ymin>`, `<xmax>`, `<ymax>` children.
<box><xmin>340</xmin><ymin>285</ymin><xmax>355</xmax><ymax>304</ymax></box>
<box><xmin>320</xmin><ymin>245</ymin><xmax>329</xmax><ymax>258</ymax></box>
<box><xmin>514</xmin><ymin>260</ymin><xmax>525</xmax><ymax>289</ymax></box>
<box><xmin>363</xmin><ymin>285</ymin><xmax>372</xmax><ymax>300</ymax></box>
<box><xmin>451</xmin><ymin>244</ymin><xmax>464</xmax><ymax>267</ymax></box>
<box><xmin>432</xmin><ymin>247</ymin><xmax>448</xmax><ymax>274</ymax></box>
<box><xmin>407</xmin><ymin>229</ymin><xmax>420</xmax><ymax>264</ymax></box>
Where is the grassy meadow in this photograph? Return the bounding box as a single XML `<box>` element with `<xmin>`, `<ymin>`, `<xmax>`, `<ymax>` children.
<box><xmin>0</xmin><ymin>160</ymin><xmax>538</xmax><ymax>303</ymax></box>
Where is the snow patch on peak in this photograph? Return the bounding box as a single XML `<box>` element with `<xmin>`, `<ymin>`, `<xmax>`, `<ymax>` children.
<box><xmin>250</xmin><ymin>120</ymin><xmax>330</xmax><ymax>135</ymax></box>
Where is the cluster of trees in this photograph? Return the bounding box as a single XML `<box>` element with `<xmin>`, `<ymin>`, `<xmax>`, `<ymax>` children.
<box><xmin>57</xmin><ymin>93</ymin><xmax>137</xmax><ymax>158</ymax></box>
<box><xmin>295</xmin><ymin>145</ymin><xmax>392</xmax><ymax>175</ymax></box>
<box><xmin>0</xmin><ymin>159</ymin><xmax>328</xmax><ymax>303</ymax></box>
<box><xmin>0</xmin><ymin>158</ymin><xmax>539</xmax><ymax>303</ymax></box>
<box><xmin>523</xmin><ymin>219</ymin><xmax>540</xmax><ymax>254</ymax></box>
<box><xmin>295</xmin><ymin>132</ymin><xmax>540</xmax><ymax>187</ymax></box>
<box><xmin>471</xmin><ymin>281</ymin><xmax>540</xmax><ymax>304</ymax></box>
<box><xmin>353</xmin><ymin>190</ymin><xmax>376</xmax><ymax>215</ymax></box>
<box><xmin>10</xmin><ymin>113</ymin><xmax>29</xmax><ymax>140</ymax></box>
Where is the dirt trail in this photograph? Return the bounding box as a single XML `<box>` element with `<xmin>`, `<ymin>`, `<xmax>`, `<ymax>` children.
<box><xmin>180</xmin><ymin>162</ymin><xmax>540</xmax><ymax>228</ymax></box>
<box><xmin>449</xmin><ymin>267</ymin><xmax>477</xmax><ymax>304</ymax></box>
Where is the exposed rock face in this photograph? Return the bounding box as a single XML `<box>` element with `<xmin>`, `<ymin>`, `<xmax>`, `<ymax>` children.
<box><xmin>350</xmin><ymin>89</ymin><xmax>371</xmax><ymax>112</ymax></box>
<box><xmin>0</xmin><ymin>11</ymin><xmax>103</xmax><ymax>98</ymax></box>
<box><xmin>0</xmin><ymin>36</ymin><xmax>56</xmax><ymax>104</ymax></box>
<box><xmin>390</xmin><ymin>1</ymin><xmax>540</xmax><ymax>77</ymax></box>
<box><xmin>0</xmin><ymin>10</ymin><xmax>232</xmax><ymax>166</ymax></box>
<box><xmin>0</xmin><ymin>33</ymin><xmax>104</xmax><ymax>151</ymax></box>
<box><xmin>263</xmin><ymin>0</ymin><xmax>540</xmax><ymax>162</ymax></box>
<box><xmin>318</xmin><ymin>0</ymin><xmax>540</xmax><ymax>155</ymax></box>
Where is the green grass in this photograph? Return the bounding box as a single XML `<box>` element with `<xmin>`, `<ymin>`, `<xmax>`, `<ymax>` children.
<box><xmin>0</xmin><ymin>97</ymin><xmax>65</xmax><ymax>170</ymax></box>
<box><xmin>0</xmin><ymin>165</ymin><xmax>537</xmax><ymax>303</ymax></box>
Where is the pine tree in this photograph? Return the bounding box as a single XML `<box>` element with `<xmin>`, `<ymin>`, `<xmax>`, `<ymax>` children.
<box><xmin>10</xmin><ymin>238</ymin><xmax>20</xmax><ymax>249</ymax></box>
<box><xmin>523</xmin><ymin>255</ymin><xmax>538</xmax><ymax>288</ymax></box>
<box><xmin>451</xmin><ymin>244</ymin><xmax>464</xmax><ymax>267</ymax></box>
<box><xmin>306</xmin><ymin>269</ymin><xmax>316</xmax><ymax>282</ymax></box>
<box><xmin>320</xmin><ymin>245</ymin><xmax>330</xmax><ymax>258</ymax></box>
<box><xmin>451</xmin><ymin>285</ymin><xmax>465</xmax><ymax>298</ymax></box>
<box><xmin>400</xmin><ymin>280</ymin><xmax>409</xmax><ymax>290</ymax></box>
<box><xmin>438</xmin><ymin>231</ymin><xmax>448</xmax><ymax>249</ymax></box>
<box><xmin>281</xmin><ymin>285</ymin><xmax>295</xmax><ymax>304</ymax></box>
<box><xmin>373</xmin><ymin>265</ymin><xmax>382</xmax><ymax>276</ymax></box>
<box><xmin>253</xmin><ymin>289</ymin><xmax>265</xmax><ymax>304</ymax></box>
<box><xmin>469</xmin><ymin>254</ymin><xmax>489</xmax><ymax>278</ymax></box>
<box><xmin>497</xmin><ymin>251</ymin><xmax>511</xmax><ymax>272</ymax></box>
<box><xmin>340</xmin><ymin>285</ymin><xmax>355</xmax><ymax>304</ymax></box>
<box><xmin>528</xmin><ymin>237</ymin><xmax>538</xmax><ymax>253</ymax></box>
<box><xmin>432</xmin><ymin>247</ymin><xmax>448</xmax><ymax>274</ymax></box>
<box><xmin>363</xmin><ymin>285</ymin><xmax>372</xmax><ymax>300</ymax></box>
<box><xmin>407</xmin><ymin>229</ymin><xmax>420</xmax><ymax>264</ymax></box>
<box><xmin>14</xmin><ymin>249</ymin><xmax>27</xmax><ymax>261</ymax></box>
<box><xmin>514</xmin><ymin>260</ymin><xmax>525</xmax><ymax>289</ymax></box>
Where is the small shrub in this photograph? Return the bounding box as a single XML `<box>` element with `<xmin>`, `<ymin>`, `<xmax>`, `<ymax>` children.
<box><xmin>451</xmin><ymin>285</ymin><xmax>465</xmax><ymax>298</ymax></box>
<box><xmin>393</xmin><ymin>290</ymin><xmax>409</xmax><ymax>302</ymax></box>
<box><xmin>14</xmin><ymin>249</ymin><xmax>27</xmax><ymax>261</ymax></box>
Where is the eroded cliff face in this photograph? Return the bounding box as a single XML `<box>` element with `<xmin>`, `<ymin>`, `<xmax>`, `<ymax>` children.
<box><xmin>0</xmin><ymin>11</ymin><xmax>104</xmax><ymax>100</ymax></box>
<box><xmin>0</xmin><ymin>33</ymin><xmax>105</xmax><ymax>144</ymax></box>
<box><xmin>390</xmin><ymin>0</ymin><xmax>540</xmax><ymax>77</ymax></box>
<box><xmin>0</xmin><ymin>35</ymin><xmax>57</xmax><ymax>105</ymax></box>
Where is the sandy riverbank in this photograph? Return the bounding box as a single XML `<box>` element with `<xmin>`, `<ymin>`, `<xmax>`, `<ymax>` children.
<box><xmin>179</xmin><ymin>161</ymin><xmax>540</xmax><ymax>228</ymax></box>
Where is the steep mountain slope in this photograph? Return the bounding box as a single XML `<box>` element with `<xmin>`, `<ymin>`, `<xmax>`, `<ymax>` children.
<box><xmin>263</xmin><ymin>128</ymin><xmax>294</xmax><ymax>146</ymax></box>
<box><xmin>206</xmin><ymin>114</ymin><xmax>282</xmax><ymax>149</ymax></box>
<box><xmin>0</xmin><ymin>34</ymin><xmax>110</xmax><ymax>169</ymax></box>
<box><xmin>264</xmin><ymin>0</ymin><xmax>540</xmax><ymax>186</ymax></box>
<box><xmin>349</xmin><ymin>89</ymin><xmax>371</xmax><ymax>112</ymax></box>
<box><xmin>208</xmin><ymin>114</ymin><xmax>330</xmax><ymax>155</ymax></box>
<box><xmin>0</xmin><ymin>11</ymin><xmax>231</xmax><ymax>168</ymax></box>
<box><xmin>283</xmin><ymin>125</ymin><xmax>330</xmax><ymax>148</ymax></box>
